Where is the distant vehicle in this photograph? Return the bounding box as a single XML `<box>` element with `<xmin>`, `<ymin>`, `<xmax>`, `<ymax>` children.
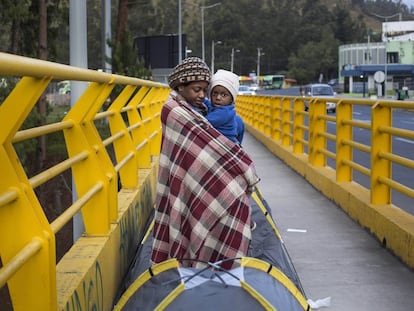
<box><xmin>303</xmin><ymin>83</ymin><xmax>336</xmax><ymax>113</ymax></box>
<box><xmin>262</xmin><ymin>74</ymin><xmax>285</xmax><ymax>89</ymax></box>
<box><xmin>249</xmin><ymin>83</ymin><xmax>259</xmax><ymax>92</ymax></box>
<box><xmin>57</xmin><ymin>80</ymin><xmax>71</xmax><ymax>94</ymax></box>
<box><xmin>238</xmin><ymin>85</ymin><xmax>255</xmax><ymax>95</ymax></box>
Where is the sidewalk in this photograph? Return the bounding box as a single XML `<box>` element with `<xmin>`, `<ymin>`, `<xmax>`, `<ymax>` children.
<box><xmin>242</xmin><ymin>132</ymin><xmax>414</xmax><ymax>311</ymax></box>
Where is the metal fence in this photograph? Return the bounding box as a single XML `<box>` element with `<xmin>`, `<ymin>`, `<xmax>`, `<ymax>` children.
<box><xmin>0</xmin><ymin>52</ymin><xmax>169</xmax><ymax>310</ymax></box>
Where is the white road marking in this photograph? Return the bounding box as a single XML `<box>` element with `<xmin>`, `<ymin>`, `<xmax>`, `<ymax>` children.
<box><xmin>287</xmin><ymin>228</ymin><xmax>307</xmax><ymax>233</ymax></box>
<box><xmin>395</xmin><ymin>137</ymin><xmax>414</xmax><ymax>144</ymax></box>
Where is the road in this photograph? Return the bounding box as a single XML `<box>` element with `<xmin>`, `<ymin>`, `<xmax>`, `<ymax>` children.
<box><xmin>254</xmin><ymin>88</ymin><xmax>414</xmax><ymax>215</ymax></box>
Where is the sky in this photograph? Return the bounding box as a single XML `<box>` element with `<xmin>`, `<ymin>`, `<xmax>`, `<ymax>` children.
<box><xmin>403</xmin><ymin>0</ymin><xmax>414</xmax><ymax>8</ymax></box>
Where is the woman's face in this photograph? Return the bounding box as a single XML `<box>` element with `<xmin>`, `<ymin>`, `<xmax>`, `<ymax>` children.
<box><xmin>177</xmin><ymin>81</ymin><xmax>209</xmax><ymax>107</ymax></box>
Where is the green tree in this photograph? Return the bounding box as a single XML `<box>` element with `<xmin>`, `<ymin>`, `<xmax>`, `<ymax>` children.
<box><xmin>287</xmin><ymin>29</ymin><xmax>338</xmax><ymax>84</ymax></box>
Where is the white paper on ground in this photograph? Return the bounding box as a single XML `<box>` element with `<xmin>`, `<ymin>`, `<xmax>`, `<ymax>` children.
<box><xmin>287</xmin><ymin>228</ymin><xmax>307</xmax><ymax>233</ymax></box>
<box><xmin>307</xmin><ymin>297</ymin><xmax>331</xmax><ymax>309</ymax></box>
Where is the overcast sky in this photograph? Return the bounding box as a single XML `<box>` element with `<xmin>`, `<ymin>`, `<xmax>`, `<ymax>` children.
<box><xmin>403</xmin><ymin>0</ymin><xmax>414</xmax><ymax>8</ymax></box>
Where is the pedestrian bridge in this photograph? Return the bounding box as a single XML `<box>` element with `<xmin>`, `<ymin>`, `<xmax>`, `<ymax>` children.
<box><xmin>1</xmin><ymin>52</ymin><xmax>414</xmax><ymax>310</ymax></box>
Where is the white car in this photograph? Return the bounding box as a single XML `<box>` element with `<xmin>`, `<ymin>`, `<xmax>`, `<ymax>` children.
<box><xmin>238</xmin><ymin>85</ymin><xmax>255</xmax><ymax>95</ymax></box>
<box><xmin>303</xmin><ymin>83</ymin><xmax>336</xmax><ymax>113</ymax></box>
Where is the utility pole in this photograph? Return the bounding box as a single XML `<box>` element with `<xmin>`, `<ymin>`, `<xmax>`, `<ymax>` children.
<box><xmin>211</xmin><ymin>40</ymin><xmax>222</xmax><ymax>73</ymax></box>
<box><xmin>257</xmin><ymin>47</ymin><xmax>264</xmax><ymax>80</ymax></box>
<box><xmin>70</xmin><ymin>0</ymin><xmax>88</xmax><ymax>241</ymax></box>
<box><xmin>231</xmin><ymin>48</ymin><xmax>240</xmax><ymax>72</ymax></box>
<box><xmin>201</xmin><ymin>2</ymin><xmax>221</xmax><ymax>61</ymax></box>
<box><xmin>371</xmin><ymin>12</ymin><xmax>402</xmax><ymax>97</ymax></box>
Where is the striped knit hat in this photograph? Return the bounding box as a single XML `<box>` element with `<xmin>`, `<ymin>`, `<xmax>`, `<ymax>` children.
<box><xmin>168</xmin><ymin>57</ymin><xmax>211</xmax><ymax>89</ymax></box>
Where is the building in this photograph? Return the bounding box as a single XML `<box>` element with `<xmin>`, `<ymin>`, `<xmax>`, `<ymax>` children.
<box><xmin>339</xmin><ymin>21</ymin><xmax>414</xmax><ymax>96</ymax></box>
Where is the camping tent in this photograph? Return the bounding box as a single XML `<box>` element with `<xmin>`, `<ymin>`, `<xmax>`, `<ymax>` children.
<box><xmin>113</xmin><ymin>187</ymin><xmax>311</xmax><ymax>310</ymax></box>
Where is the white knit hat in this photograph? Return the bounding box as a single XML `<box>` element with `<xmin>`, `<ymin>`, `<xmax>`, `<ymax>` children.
<box><xmin>209</xmin><ymin>69</ymin><xmax>240</xmax><ymax>101</ymax></box>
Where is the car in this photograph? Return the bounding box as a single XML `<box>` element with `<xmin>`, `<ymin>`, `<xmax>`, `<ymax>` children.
<box><xmin>302</xmin><ymin>83</ymin><xmax>336</xmax><ymax>113</ymax></box>
<box><xmin>238</xmin><ymin>85</ymin><xmax>255</xmax><ymax>95</ymax></box>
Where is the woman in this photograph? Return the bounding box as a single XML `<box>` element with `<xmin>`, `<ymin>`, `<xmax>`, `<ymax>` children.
<box><xmin>151</xmin><ymin>57</ymin><xmax>259</xmax><ymax>269</ymax></box>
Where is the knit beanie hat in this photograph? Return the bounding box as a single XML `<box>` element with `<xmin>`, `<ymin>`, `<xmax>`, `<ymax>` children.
<box><xmin>168</xmin><ymin>57</ymin><xmax>211</xmax><ymax>89</ymax></box>
<box><xmin>209</xmin><ymin>69</ymin><xmax>240</xmax><ymax>101</ymax></box>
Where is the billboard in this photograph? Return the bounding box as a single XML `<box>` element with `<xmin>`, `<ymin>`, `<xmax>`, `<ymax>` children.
<box><xmin>134</xmin><ymin>34</ymin><xmax>187</xmax><ymax>69</ymax></box>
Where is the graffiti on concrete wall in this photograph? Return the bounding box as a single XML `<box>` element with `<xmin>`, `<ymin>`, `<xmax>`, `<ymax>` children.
<box><xmin>61</xmin><ymin>262</ymin><xmax>103</xmax><ymax>311</ymax></box>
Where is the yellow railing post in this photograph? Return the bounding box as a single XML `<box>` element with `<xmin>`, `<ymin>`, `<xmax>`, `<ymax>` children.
<box><xmin>138</xmin><ymin>87</ymin><xmax>162</xmax><ymax>157</ymax></box>
<box><xmin>263</xmin><ymin>96</ymin><xmax>272</xmax><ymax>136</ymax></box>
<box><xmin>292</xmin><ymin>98</ymin><xmax>305</xmax><ymax>154</ymax></box>
<box><xmin>371</xmin><ymin>102</ymin><xmax>392</xmax><ymax>204</ymax></box>
<box><xmin>336</xmin><ymin>100</ymin><xmax>353</xmax><ymax>182</ymax></box>
<box><xmin>281</xmin><ymin>97</ymin><xmax>291</xmax><ymax>147</ymax></box>
<box><xmin>259</xmin><ymin>96</ymin><xmax>267</xmax><ymax>133</ymax></box>
<box><xmin>270</xmin><ymin>97</ymin><xmax>282</xmax><ymax>141</ymax></box>
<box><xmin>108</xmin><ymin>84</ymin><xmax>140</xmax><ymax>187</ymax></box>
<box><xmin>308</xmin><ymin>98</ymin><xmax>327</xmax><ymax>166</ymax></box>
<box><xmin>63</xmin><ymin>82</ymin><xmax>113</xmax><ymax>233</ymax></box>
<box><xmin>252</xmin><ymin>97</ymin><xmax>260</xmax><ymax>130</ymax></box>
<box><xmin>0</xmin><ymin>77</ymin><xmax>57</xmax><ymax>310</ymax></box>
<box><xmin>127</xmin><ymin>86</ymin><xmax>153</xmax><ymax>169</ymax></box>
<box><xmin>148</xmin><ymin>87</ymin><xmax>167</xmax><ymax>156</ymax></box>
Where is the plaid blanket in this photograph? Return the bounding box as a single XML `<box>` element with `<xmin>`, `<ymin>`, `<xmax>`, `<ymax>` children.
<box><xmin>151</xmin><ymin>91</ymin><xmax>260</xmax><ymax>269</ymax></box>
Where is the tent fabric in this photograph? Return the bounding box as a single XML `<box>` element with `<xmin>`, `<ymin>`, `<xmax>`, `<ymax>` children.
<box><xmin>113</xmin><ymin>187</ymin><xmax>310</xmax><ymax>310</ymax></box>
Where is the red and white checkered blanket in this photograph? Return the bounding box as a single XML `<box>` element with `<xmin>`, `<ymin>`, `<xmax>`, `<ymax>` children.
<box><xmin>151</xmin><ymin>92</ymin><xmax>260</xmax><ymax>269</ymax></box>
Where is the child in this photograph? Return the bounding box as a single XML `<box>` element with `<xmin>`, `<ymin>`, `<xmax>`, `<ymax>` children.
<box><xmin>206</xmin><ymin>69</ymin><xmax>245</xmax><ymax>144</ymax></box>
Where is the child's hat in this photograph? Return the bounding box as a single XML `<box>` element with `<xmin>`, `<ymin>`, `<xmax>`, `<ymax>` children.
<box><xmin>209</xmin><ymin>69</ymin><xmax>240</xmax><ymax>101</ymax></box>
<box><xmin>168</xmin><ymin>57</ymin><xmax>211</xmax><ymax>89</ymax></box>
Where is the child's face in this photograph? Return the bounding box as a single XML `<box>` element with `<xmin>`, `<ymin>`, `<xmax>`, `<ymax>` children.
<box><xmin>211</xmin><ymin>85</ymin><xmax>233</xmax><ymax>106</ymax></box>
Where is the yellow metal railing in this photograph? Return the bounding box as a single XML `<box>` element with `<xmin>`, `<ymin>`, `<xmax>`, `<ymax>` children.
<box><xmin>237</xmin><ymin>93</ymin><xmax>414</xmax><ymax>269</ymax></box>
<box><xmin>237</xmin><ymin>94</ymin><xmax>414</xmax><ymax>207</ymax></box>
<box><xmin>0</xmin><ymin>52</ymin><xmax>169</xmax><ymax>310</ymax></box>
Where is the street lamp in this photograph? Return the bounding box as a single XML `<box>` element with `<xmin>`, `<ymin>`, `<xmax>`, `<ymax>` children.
<box><xmin>371</xmin><ymin>12</ymin><xmax>402</xmax><ymax>97</ymax></box>
<box><xmin>231</xmin><ymin>48</ymin><xmax>240</xmax><ymax>72</ymax></box>
<box><xmin>178</xmin><ymin>0</ymin><xmax>182</xmax><ymax>63</ymax></box>
<box><xmin>211</xmin><ymin>40</ymin><xmax>222</xmax><ymax>73</ymax></box>
<box><xmin>257</xmin><ymin>47</ymin><xmax>265</xmax><ymax>83</ymax></box>
<box><xmin>201</xmin><ymin>2</ymin><xmax>221</xmax><ymax>61</ymax></box>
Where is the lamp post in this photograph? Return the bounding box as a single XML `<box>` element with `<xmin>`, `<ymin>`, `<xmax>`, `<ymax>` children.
<box><xmin>231</xmin><ymin>48</ymin><xmax>240</xmax><ymax>72</ymax></box>
<box><xmin>371</xmin><ymin>12</ymin><xmax>402</xmax><ymax>97</ymax></box>
<box><xmin>201</xmin><ymin>2</ymin><xmax>221</xmax><ymax>61</ymax></box>
<box><xmin>211</xmin><ymin>40</ymin><xmax>222</xmax><ymax>73</ymax></box>
<box><xmin>365</xmin><ymin>31</ymin><xmax>377</xmax><ymax>65</ymax></box>
<box><xmin>257</xmin><ymin>47</ymin><xmax>265</xmax><ymax>83</ymax></box>
<box><xmin>178</xmin><ymin>0</ymin><xmax>182</xmax><ymax>63</ymax></box>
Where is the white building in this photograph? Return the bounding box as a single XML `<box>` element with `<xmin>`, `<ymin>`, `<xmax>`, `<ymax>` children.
<box><xmin>339</xmin><ymin>21</ymin><xmax>414</xmax><ymax>96</ymax></box>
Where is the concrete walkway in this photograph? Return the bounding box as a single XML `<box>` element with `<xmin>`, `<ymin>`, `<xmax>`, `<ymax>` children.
<box><xmin>242</xmin><ymin>132</ymin><xmax>414</xmax><ymax>311</ymax></box>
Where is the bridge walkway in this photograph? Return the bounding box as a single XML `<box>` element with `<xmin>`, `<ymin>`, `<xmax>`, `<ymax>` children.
<box><xmin>242</xmin><ymin>131</ymin><xmax>414</xmax><ymax>311</ymax></box>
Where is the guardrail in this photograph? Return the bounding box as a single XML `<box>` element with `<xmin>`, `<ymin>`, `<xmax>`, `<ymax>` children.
<box><xmin>236</xmin><ymin>94</ymin><xmax>414</xmax><ymax>270</ymax></box>
<box><xmin>0</xmin><ymin>52</ymin><xmax>169</xmax><ymax>310</ymax></box>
